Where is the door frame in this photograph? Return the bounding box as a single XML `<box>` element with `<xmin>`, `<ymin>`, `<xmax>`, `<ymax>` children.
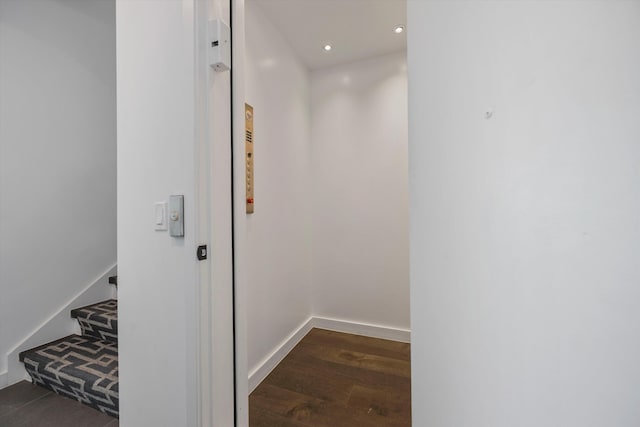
<box><xmin>230</xmin><ymin>0</ymin><xmax>249</xmax><ymax>425</ymax></box>
<box><xmin>194</xmin><ymin>0</ymin><xmax>241</xmax><ymax>425</ymax></box>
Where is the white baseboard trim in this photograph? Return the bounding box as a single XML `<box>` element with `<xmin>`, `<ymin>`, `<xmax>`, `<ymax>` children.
<box><xmin>3</xmin><ymin>264</ymin><xmax>117</xmax><ymax>387</ymax></box>
<box><xmin>0</xmin><ymin>371</ymin><xmax>7</xmax><ymax>390</ymax></box>
<box><xmin>247</xmin><ymin>316</ymin><xmax>410</xmax><ymax>393</ymax></box>
<box><xmin>312</xmin><ymin>317</ymin><xmax>411</xmax><ymax>343</ymax></box>
<box><xmin>248</xmin><ymin>317</ymin><xmax>314</xmax><ymax>393</ymax></box>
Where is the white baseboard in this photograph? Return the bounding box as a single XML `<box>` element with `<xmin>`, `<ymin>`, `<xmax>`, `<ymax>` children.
<box><xmin>0</xmin><ymin>371</ymin><xmax>7</xmax><ymax>390</ymax></box>
<box><xmin>248</xmin><ymin>317</ymin><xmax>314</xmax><ymax>393</ymax></box>
<box><xmin>312</xmin><ymin>317</ymin><xmax>411</xmax><ymax>343</ymax></box>
<box><xmin>247</xmin><ymin>316</ymin><xmax>410</xmax><ymax>393</ymax></box>
<box><xmin>3</xmin><ymin>264</ymin><xmax>117</xmax><ymax>388</ymax></box>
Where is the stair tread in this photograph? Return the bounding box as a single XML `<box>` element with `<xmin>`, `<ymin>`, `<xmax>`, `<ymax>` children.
<box><xmin>20</xmin><ymin>334</ymin><xmax>118</xmax><ymax>418</ymax></box>
<box><xmin>70</xmin><ymin>299</ymin><xmax>117</xmax><ymax>320</ymax></box>
<box><xmin>70</xmin><ymin>299</ymin><xmax>117</xmax><ymax>343</ymax></box>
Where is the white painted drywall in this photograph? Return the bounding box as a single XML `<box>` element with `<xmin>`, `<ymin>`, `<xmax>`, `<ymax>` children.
<box><xmin>408</xmin><ymin>1</ymin><xmax>640</xmax><ymax>425</ymax></box>
<box><xmin>0</xmin><ymin>0</ymin><xmax>116</xmax><ymax>384</ymax></box>
<box><xmin>310</xmin><ymin>52</ymin><xmax>410</xmax><ymax>330</ymax></box>
<box><xmin>244</xmin><ymin>1</ymin><xmax>313</xmax><ymax>376</ymax></box>
<box><xmin>116</xmin><ymin>0</ymin><xmax>200</xmax><ymax>425</ymax></box>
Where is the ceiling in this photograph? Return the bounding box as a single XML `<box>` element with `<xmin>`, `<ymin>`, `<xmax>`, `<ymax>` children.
<box><xmin>250</xmin><ymin>0</ymin><xmax>407</xmax><ymax>70</ymax></box>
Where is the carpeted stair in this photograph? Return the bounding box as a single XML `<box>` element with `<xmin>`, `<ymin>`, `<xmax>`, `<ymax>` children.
<box><xmin>19</xmin><ymin>299</ymin><xmax>119</xmax><ymax>418</ymax></box>
<box><xmin>71</xmin><ymin>299</ymin><xmax>118</xmax><ymax>343</ymax></box>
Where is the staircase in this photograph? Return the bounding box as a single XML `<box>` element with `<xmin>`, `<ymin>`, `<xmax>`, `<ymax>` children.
<box><xmin>18</xmin><ymin>294</ymin><xmax>119</xmax><ymax>418</ymax></box>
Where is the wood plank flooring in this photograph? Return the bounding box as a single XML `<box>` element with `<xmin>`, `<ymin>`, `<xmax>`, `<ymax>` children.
<box><xmin>250</xmin><ymin>328</ymin><xmax>411</xmax><ymax>427</ymax></box>
<box><xmin>0</xmin><ymin>380</ymin><xmax>117</xmax><ymax>427</ymax></box>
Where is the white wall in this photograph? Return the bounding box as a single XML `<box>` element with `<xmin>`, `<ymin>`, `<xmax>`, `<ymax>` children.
<box><xmin>244</xmin><ymin>1</ymin><xmax>313</xmax><ymax>375</ymax></box>
<box><xmin>0</xmin><ymin>0</ymin><xmax>116</xmax><ymax>383</ymax></box>
<box><xmin>408</xmin><ymin>1</ymin><xmax>640</xmax><ymax>426</ymax></box>
<box><xmin>118</xmin><ymin>0</ymin><xmax>235</xmax><ymax>424</ymax></box>
<box><xmin>310</xmin><ymin>52</ymin><xmax>410</xmax><ymax>330</ymax></box>
<box><xmin>116</xmin><ymin>1</ymin><xmax>198</xmax><ymax>425</ymax></box>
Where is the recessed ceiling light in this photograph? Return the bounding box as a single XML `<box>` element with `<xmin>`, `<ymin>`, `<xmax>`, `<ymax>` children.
<box><xmin>323</xmin><ymin>44</ymin><xmax>332</xmax><ymax>52</ymax></box>
<box><xmin>393</xmin><ymin>25</ymin><xmax>405</xmax><ymax>34</ymax></box>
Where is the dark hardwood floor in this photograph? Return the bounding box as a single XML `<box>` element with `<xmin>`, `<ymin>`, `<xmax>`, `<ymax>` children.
<box><xmin>0</xmin><ymin>380</ymin><xmax>117</xmax><ymax>427</ymax></box>
<box><xmin>250</xmin><ymin>328</ymin><xmax>411</xmax><ymax>427</ymax></box>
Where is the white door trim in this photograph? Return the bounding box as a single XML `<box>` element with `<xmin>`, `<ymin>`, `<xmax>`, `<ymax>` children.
<box><xmin>230</xmin><ymin>0</ymin><xmax>249</xmax><ymax>425</ymax></box>
<box><xmin>195</xmin><ymin>0</ymin><xmax>236</xmax><ymax>425</ymax></box>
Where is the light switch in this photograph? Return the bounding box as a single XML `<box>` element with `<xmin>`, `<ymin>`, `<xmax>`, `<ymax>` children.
<box><xmin>154</xmin><ymin>202</ymin><xmax>167</xmax><ymax>231</ymax></box>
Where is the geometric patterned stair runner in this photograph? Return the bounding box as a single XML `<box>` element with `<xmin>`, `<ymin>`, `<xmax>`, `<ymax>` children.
<box><xmin>70</xmin><ymin>299</ymin><xmax>118</xmax><ymax>343</ymax></box>
<box><xmin>19</xmin><ymin>300</ymin><xmax>119</xmax><ymax>418</ymax></box>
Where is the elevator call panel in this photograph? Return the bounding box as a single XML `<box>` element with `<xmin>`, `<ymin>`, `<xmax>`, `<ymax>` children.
<box><xmin>245</xmin><ymin>103</ymin><xmax>254</xmax><ymax>214</ymax></box>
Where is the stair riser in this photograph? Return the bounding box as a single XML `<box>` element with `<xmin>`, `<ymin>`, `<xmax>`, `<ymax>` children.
<box><xmin>71</xmin><ymin>299</ymin><xmax>118</xmax><ymax>344</ymax></box>
<box><xmin>77</xmin><ymin>318</ymin><xmax>118</xmax><ymax>343</ymax></box>
<box><xmin>25</xmin><ymin>367</ymin><xmax>119</xmax><ymax>418</ymax></box>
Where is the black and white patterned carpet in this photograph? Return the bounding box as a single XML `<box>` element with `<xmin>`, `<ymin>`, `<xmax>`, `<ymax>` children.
<box><xmin>71</xmin><ymin>299</ymin><xmax>118</xmax><ymax>343</ymax></box>
<box><xmin>20</xmin><ymin>299</ymin><xmax>119</xmax><ymax>418</ymax></box>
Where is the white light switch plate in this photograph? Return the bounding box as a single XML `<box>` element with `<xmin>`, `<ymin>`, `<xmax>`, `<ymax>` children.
<box><xmin>154</xmin><ymin>202</ymin><xmax>167</xmax><ymax>231</ymax></box>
